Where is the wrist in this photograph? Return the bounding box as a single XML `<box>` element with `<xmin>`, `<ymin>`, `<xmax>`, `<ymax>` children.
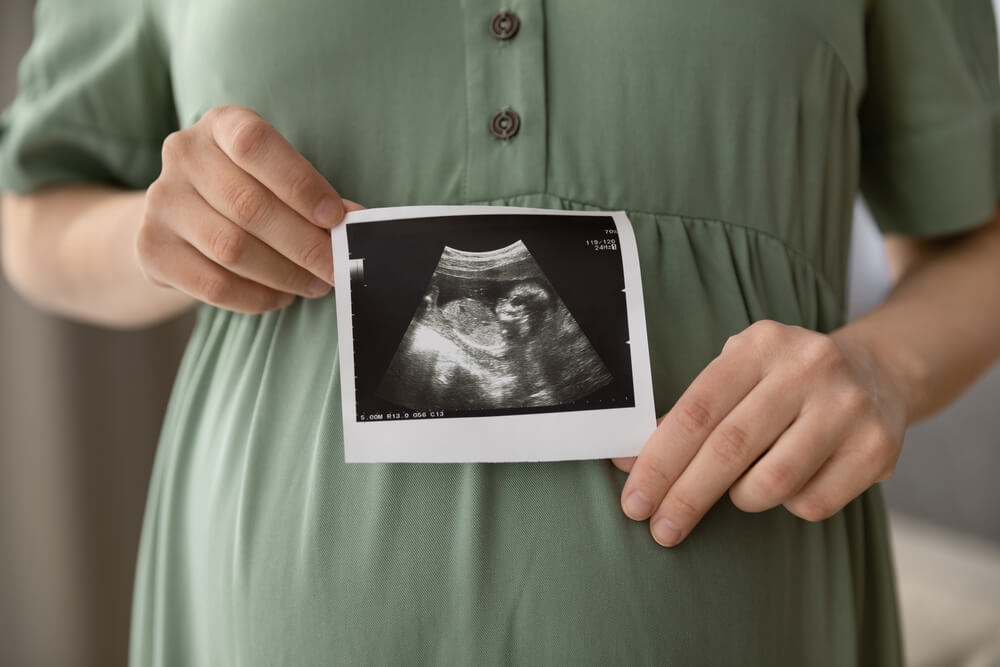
<box><xmin>830</xmin><ymin>323</ymin><xmax>929</xmax><ymax>427</ymax></box>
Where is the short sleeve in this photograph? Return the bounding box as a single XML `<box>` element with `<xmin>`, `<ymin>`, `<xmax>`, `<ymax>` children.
<box><xmin>860</xmin><ymin>0</ymin><xmax>1000</xmax><ymax>237</ymax></box>
<box><xmin>0</xmin><ymin>0</ymin><xmax>177</xmax><ymax>194</ymax></box>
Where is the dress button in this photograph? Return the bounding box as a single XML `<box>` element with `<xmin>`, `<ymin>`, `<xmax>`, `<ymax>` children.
<box><xmin>490</xmin><ymin>109</ymin><xmax>521</xmax><ymax>140</ymax></box>
<box><xmin>490</xmin><ymin>11</ymin><xmax>520</xmax><ymax>40</ymax></box>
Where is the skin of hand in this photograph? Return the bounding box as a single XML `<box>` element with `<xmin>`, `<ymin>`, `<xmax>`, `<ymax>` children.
<box><xmin>613</xmin><ymin>322</ymin><xmax>907</xmax><ymax>547</ymax></box>
<box><xmin>615</xmin><ymin>209</ymin><xmax>1000</xmax><ymax>547</ymax></box>
<box><xmin>137</xmin><ymin>105</ymin><xmax>363</xmax><ymax>313</ymax></box>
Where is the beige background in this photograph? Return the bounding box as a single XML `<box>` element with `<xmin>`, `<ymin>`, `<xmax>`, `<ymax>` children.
<box><xmin>0</xmin><ymin>2</ymin><xmax>997</xmax><ymax>665</ymax></box>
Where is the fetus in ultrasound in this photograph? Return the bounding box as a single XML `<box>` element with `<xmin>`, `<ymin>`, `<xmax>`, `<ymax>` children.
<box><xmin>495</xmin><ymin>281</ymin><xmax>551</xmax><ymax>339</ymax></box>
<box><xmin>376</xmin><ymin>240</ymin><xmax>613</xmax><ymax>411</ymax></box>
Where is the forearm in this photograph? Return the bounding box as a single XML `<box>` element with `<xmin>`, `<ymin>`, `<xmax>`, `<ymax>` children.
<box><xmin>1</xmin><ymin>186</ymin><xmax>195</xmax><ymax>328</ymax></box>
<box><xmin>833</xmin><ymin>208</ymin><xmax>1000</xmax><ymax>424</ymax></box>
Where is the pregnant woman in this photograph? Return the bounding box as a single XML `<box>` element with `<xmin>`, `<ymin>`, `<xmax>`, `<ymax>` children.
<box><xmin>3</xmin><ymin>1</ymin><xmax>1000</xmax><ymax>664</ymax></box>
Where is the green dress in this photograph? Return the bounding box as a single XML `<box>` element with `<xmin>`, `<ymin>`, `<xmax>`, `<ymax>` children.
<box><xmin>3</xmin><ymin>0</ymin><xmax>999</xmax><ymax>664</ymax></box>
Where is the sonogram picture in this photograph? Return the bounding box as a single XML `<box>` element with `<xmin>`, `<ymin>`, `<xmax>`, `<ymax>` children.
<box><xmin>332</xmin><ymin>206</ymin><xmax>656</xmax><ymax>462</ymax></box>
<box><xmin>377</xmin><ymin>240</ymin><xmax>613</xmax><ymax>412</ymax></box>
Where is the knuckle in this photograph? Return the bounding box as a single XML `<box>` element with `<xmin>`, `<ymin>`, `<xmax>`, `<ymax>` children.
<box><xmin>640</xmin><ymin>460</ymin><xmax>676</xmax><ymax>493</ymax></box>
<box><xmin>200</xmin><ymin>107</ymin><xmax>222</xmax><ymax>125</ymax></box>
<box><xmin>755</xmin><ymin>460</ymin><xmax>799</xmax><ymax>500</ymax></box>
<box><xmin>228</xmin><ymin>116</ymin><xmax>271</xmax><ymax>161</ymax></box>
<box><xmin>298</xmin><ymin>237</ymin><xmax>331</xmax><ymax>271</ymax></box>
<box><xmin>205</xmin><ymin>104</ymin><xmax>239</xmax><ymax>124</ymax></box>
<box><xmin>675</xmin><ymin>398</ymin><xmax>714</xmax><ymax>437</ymax></box>
<box><xmin>861</xmin><ymin>427</ymin><xmax>898</xmax><ymax>468</ymax></box>
<box><xmin>209</xmin><ymin>228</ymin><xmax>247</xmax><ymax>266</ymax></box>
<box><xmin>746</xmin><ymin>319</ymin><xmax>783</xmax><ymax>344</ymax></box>
<box><xmin>871</xmin><ymin>420</ymin><xmax>899</xmax><ymax>445</ymax></box>
<box><xmin>196</xmin><ymin>272</ymin><xmax>232</xmax><ymax>305</ymax></box>
<box><xmin>160</xmin><ymin>131</ymin><xmax>189</xmax><ymax>164</ymax></box>
<box><xmin>666</xmin><ymin>491</ymin><xmax>701</xmax><ymax>521</ymax></box>
<box><xmin>284</xmin><ymin>168</ymin><xmax>316</xmax><ymax>204</ymax></box>
<box><xmin>834</xmin><ymin>385</ymin><xmax>871</xmax><ymax>418</ymax></box>
<box><xmin>708</xmin><ymin>423</ymin><xmax>752</xmax><ymax>466</ymax></box>
<box><xmin>722</xmin><ymin>332</ymin><xmax>746</xmax><ymax>353</ymax></box>
<box><xmin>225</xmin><ymin>184</ymin><xmax>269</xmax><ymax>227</ymax></box>
<box><xmin>144</xmin><ymin>180</ymin><xmax>169</xmax><ymax>213</ymax></box>
<box><xmin>799</xmin><ymin>335</ymin><xmax>843</xmax><ymax>373</ymax></box>
<box><xmin>210</xmin><ymin>104</ymin><xmax>252</xmax><ymax>129</ymax></box>
<box><xmin>278</xmin><ymin>264</ymin><xmax>310</xmax><ymax>293</ymax></box>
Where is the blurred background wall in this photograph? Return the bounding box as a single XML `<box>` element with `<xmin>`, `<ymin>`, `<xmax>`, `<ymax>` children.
<box><xmin>0</xmin><ymin>2</ymin><xmax>195</xmax><ymax>665</ymax></box>
<box><xmin>0</xmin><ymin>2</ymin><xmax>997</xmax><ymax>666</ymax></box>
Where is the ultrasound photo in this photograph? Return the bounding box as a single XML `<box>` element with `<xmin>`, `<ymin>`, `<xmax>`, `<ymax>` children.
<box><xmin>346</xmin><ymin>211</ymin><xmax>633</xmax><ymax>421</ymax></box>
<box><xmin>376</xmin><ymin>240</ymin><xmax>613</xmax><ymax>411</ymax></box>
<box><xmin>332</xmin><ymin>206</ymin><xmax>656</xmax><ymax>463</ymax></box>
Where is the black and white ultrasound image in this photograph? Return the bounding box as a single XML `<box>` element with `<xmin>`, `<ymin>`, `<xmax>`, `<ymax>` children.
<box><xmin>348</xmin><ymin>214</ymin><xmax>635</xmax><ymax>421</ymax></box>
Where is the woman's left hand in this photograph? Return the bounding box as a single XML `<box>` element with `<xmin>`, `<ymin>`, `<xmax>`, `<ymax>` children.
<box><xmin>614</xmin><ymin>320</ymin><xmax>909</xmax><ymax>547</ymax></box>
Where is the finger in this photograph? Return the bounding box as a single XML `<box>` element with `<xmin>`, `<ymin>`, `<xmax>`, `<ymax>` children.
<box><xmin>611</xmin><ymin>457</ymin><xmax>636</xmax><ymax>473</ymax></box>
<box><xmin>621</xmin><ymin>345</ymin><xmax>762</xmax><ymax>522</ymax></box>
<box><xmin>611</xmin><ymin>416</ymin><xmax>665</xmax><ymax>472</ymax></box>
<box><xmin>646</xmin><ymin>372</ymin><xmax>802</xmax><ymax>546</ymax></box>
<box><xmin>343</xmin><ymin>199</ymin><xmax>365</xmax><ymax>212</ymax></box>
<box><xmin>209</xmin><ymin>106</ymin><xmax>346</xmax><ymax>228</ymax></box>
<box><xmin>783</xmin><ymin>426</ymin><xmax>895</xmax><ymax>522</ymax></box>
<box><xmin>142</xmin><ymin>237</ymin><xmax>295</xmax><ymax>313</ymax></box>
<box><xmin>188</xmin><ymin>141</ymin><xmax>336</xmax><ymax>285</ymax></box>
<box><xmin>728</xmin><ymin>407</ymin><xmax>844</xmax><ymax>513</ymax></box>
<box><xmin>782</xmin><ymin>451</ymin><xmax>873</xmax><ymax>523</ymax></box>
<box><xmin>168</xmin><ymin>187</ymin><xmax>332</xmax><ymax>299</ymax></box>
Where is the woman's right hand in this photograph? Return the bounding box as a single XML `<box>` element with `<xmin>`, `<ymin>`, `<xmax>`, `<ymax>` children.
<box><xmin>136</xmin><ymin>105</ymin><xmax>362</xmax><ymax>313</ymax></box>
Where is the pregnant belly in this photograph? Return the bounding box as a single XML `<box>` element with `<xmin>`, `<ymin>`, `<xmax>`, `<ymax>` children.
<box><xmin>129</xmin><ymin>244</ymin><xmax>889</xmax><ymax>665</ymax></box>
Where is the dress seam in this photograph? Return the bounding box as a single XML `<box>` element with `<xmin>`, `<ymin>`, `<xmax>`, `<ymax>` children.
<box><xmin>862</xmin><ymin>103</ymin><xmax>1000</xmax><ymax>155</ymax></box>
<box><xmin>481</xmin><ymin>190</ymin><xmax>843</xmax><ymax>305</ymax></box>
<box><xmin>28</xmin><ymin>120</ymin><xmax>163</xmax><ymax>153</ymax></box>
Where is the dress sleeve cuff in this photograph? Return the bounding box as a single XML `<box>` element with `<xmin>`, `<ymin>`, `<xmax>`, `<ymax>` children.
<box><xmin>861</xmin><ymin>105</ymin><xmax>1000</xmax><ymax>238</ymax></box>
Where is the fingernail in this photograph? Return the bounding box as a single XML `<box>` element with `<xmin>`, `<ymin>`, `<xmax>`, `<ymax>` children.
<box><xmin>314</xmin><ymin>196</ymin><xmax>344</xmax><ymax>227</ymax></box>
<box><xmin>307</xmin><ymin>277</ymin><xmax>331</xmax><ymax>297</ymax></box>
<box><xmin>624</xmin><ymin>490</ymin><xmax>653</xmax><ymax>519</ymax></box>
<box><xmin>652</xmin><ymin>517</ymin><xmax>681</xmax><ymax>547</ymax></box>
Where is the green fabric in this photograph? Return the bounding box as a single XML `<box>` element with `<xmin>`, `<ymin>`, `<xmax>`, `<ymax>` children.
<box><xmin>3</xmin><ymin>0</ymin><xmax>999</xmax><ymax>664</ymax></box>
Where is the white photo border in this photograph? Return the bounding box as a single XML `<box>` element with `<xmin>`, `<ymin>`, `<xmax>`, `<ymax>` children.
<box><xmin>332</xmin><ymin>205</ymin><xmax>656</xmax><ymax>463</ymax></box>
